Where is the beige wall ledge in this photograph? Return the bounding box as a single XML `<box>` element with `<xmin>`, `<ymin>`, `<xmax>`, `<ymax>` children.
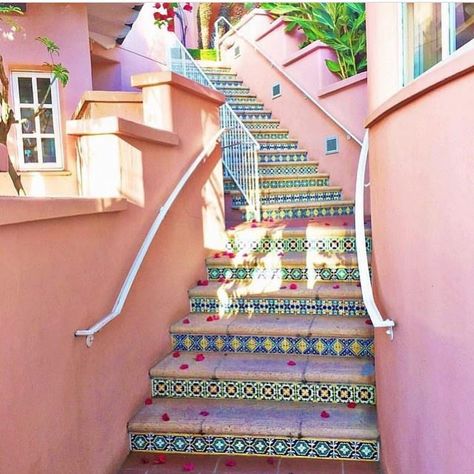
<box><xmin>0</xmin><ymin>196</ymin><xmax>127</xmax><ymax>227</ymax></box>
<box><xmin>66</xmin><ymin>116</ymin><xmax>179</xmax><ymax>146</ymax></box>
<box><xmin>282</xmin><ymin>40</ymin><xmax>332</xmax><ymax>67</ymax></box>
<box><xmin>366</xmin><ymin>46</ymin><xmax>474</xmax><ymax>127</ymax></box>
<box><xmin>131</xmin><ymin>71</ymin><xmax>225</xmax><ymax>105</ymax></box>
<box><xmin>318</xmin><ymin>72</ymin><xmax>367</xmax><ymax>98</ymax></box>
<box><xmin>72</xmin><ymin>91</ymin><xmax>143</xmax><ymax>120</ymax></box>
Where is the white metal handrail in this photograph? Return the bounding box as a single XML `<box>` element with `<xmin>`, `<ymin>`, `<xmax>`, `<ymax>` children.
<box><xmin>167</xmin><ymin>34</ymin><xmax>261</xmax><ymax>220</ymax></box>
<box><xmin>355</xmin><ymin>130</ymin><xmax>395</xmax><ymax>338</ymax></box>
<box><xmin>75</xmin><ymin>128</ymin><xmax>225</xmax><ymax>347</ymax></box>
<box><xmin>214</xmin><ymin>15</ymin><xmax>363</xmax><ymax>146</ymax></box>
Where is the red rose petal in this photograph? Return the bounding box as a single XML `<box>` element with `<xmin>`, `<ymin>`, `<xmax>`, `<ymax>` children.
<box><xmin>182</xmin><ymin>318</ymin><xmax>190</xmax><ymax>324</ymax></box>
<box><xmin>206</xmin><ymin>316</ymin><xmax>214</xmax><ymax>321</ymax></box>
<box><xmin>183</xmin><ymin>463</ymin><xmax>195</xmax><ymax>472</ymax></box>
<box><xmin>287</xmin><ymin>360</ymin><xmax>296</xmax><ymax>366</ymax></box>
<box><xmin>161</xmin><ymin>413</ymin><xmax>170</xmax><ymax>421</ymax></box>
<box><xmin>333</xmin><ymin>284</ymin><xmax>340</xmax><ymax>289</ymax></box>
<box><xmin>347</xmin><ymin>402</ymin><xmax>357</xmax><ymax>409</ymax></box>
<box><xmin>197</xmin><ymin>279</ymin><xmax>209</xmax><ymax>286</ymax></box>
<box><xmin>179</xmin><ymin>364</ymin><xmax>189</xmax><ymax>370</ymax></box>
<box><xmin>144</xmin><ymin>398</ymin><xmax>153</xmax><ymax>405</ymax></box>
<box><xmin>212</xmin><ymin>314</ymin><xmax>220</xmax><ymax>320</ymax></box>
<box><xmin>225</xmin><ymin>459</ymin><xmax>237</xmax><ymax>467</ymax></box>
<box><xmin>289</xmin><ymin>283</ymin><xmax>298</xmax><ymax>290</ymax></box>
<box><xmin>172</xmin><ymin>351</ymin><xmax>181</xmax><ymax>358</ymax></box>
<box><xmin>195</xmin><ymin>353</ymin><xmax>205</xmax><ymax>362</ymax></box>
<box><xmin>320</xmin><ymin>410</ymin><xmax>330</xmax><ymax>418</ymax></box>
<box><xmin>152</xmin><ymin>453</ymin><xmax>167</xmax><ymax>465</ymax></box>
<box><xmin>199</xmin><ymin>410</ymin><xmax>209</xmax><ymax>416</ymax></box>
<box><xmin>365</xmin><ymin>319</ymin><xmax>373</xmax><ymax>325</ymax></box>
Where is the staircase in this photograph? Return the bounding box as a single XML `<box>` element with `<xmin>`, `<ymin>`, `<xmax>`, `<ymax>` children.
<box><xmin>122</xmin><ymin>65</ymin><xmax>379</xmax><ymax>472</ymax></box>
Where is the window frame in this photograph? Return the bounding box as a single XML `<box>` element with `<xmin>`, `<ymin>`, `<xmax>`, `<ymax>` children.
<box><xmin>11</xmin><ymin>71</ymin><xmax>64</xmax><ymax>171</ymax></box>
<box><xmin>402</xmin><ymin>2</ymin><xmax>474</xmax><ymax>86</ymax></box>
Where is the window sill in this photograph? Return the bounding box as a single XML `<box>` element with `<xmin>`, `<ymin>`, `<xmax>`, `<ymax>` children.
<box><xmin>18</xmin><ymin>170</ymin><xmax>72</xmax><ymax>176</ymax></box>
<box><xmin>0</xmin><ymin>196</ymin><xmax>127</xmax><ymax>227</ymax></box>
<box><xmin>366</xmin><ymin>45</ymin><xmax>474</xmax><ymax>127</ymax></box>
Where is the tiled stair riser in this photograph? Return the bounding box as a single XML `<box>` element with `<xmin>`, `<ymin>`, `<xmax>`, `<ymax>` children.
<box><xmin>225</xmin><ymin>236</ymin><xmax>372</xmax><ymax>254</ymax></box>
<box><xmin>211</xmin><ymin>79</ymin><xmax>244</xmax><ymax>87</ymax></box>
<box><xmin>189</xmin><ymin>296</ymin><xmax>368</xmax><ymax>317</ymax></box>
<box><xmin>151</xmin><ymin>378</ymin><xmax>376</xmax><ymax>405</ymax></box>
<box><xmin>259</xmin><ymin>176</ymin><xmax>330</xmax><ymax>189</ymax></box>
<box><xmin>250</xmin><ymin>204</ymin><xmax>355</xmax><ymax>221</ymax></box>
<box><xmin>217</xmin><ymin>87</ymin><xmax>251</xmax><ymax>95</ymax></box>
<box><xmin>129</xmin><ymin>433</ymin><xmax>379</xmax><ymax>461</ymax></box>
<box><xmin>232</xmin><ymin>190</ymin><xmax>343</xmax><ymax>207</ymax></box>
<box><xmin>226</xmin><ymin>96</ymin><xmax>258</xmax><ymax>103</ymax></box>
<box><xmin>259</xmin><ymin>142</ymin><xmax>299</xmax><ymax>150</ymax></box>
<box><xmin>252</xmin><ymin>131</ymin><xmax>290</xmax><ymax>139</ymax></box>
<box><xmin>242</xmin><ymin>121</ymin><xmax>281</xmax><ymax>129</ymax></box>
<box><xmin>172</xmin><ymin>334</ymin><xmax>374</xmax><ymax>358</ymax></box>
<box><xmin>230</xmin><ymin>103</ymin><xmax>265</xmax><ymax>111</ymax></box>
<box><xmin>237</xmin><ymin>111</ymin><xmax>273</xmax><ymax>120</ymax></box>
<box><xmin>206</xmin><ymin>266</ymin><xmax>362</xmax><ymax>282</ymax></box>
<box><xmin>258</xmin><ymin>164</ymin><xmax>319</xmax><ymax>177</ymax></box>
<box><xmin>257</xmin><ymin>151</ymin><xmax>308</xmax><ymax>163</ymax></box>
<box><xmin>207</xmin><ymin>73</ymin><xmax>239</xmax><ymax>81</ymax></box>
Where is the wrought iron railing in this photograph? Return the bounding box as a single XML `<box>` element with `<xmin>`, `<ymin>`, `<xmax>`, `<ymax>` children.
<box><xmin>167</xmin><ymin>35</ymin><xmax>261</xmax><ymax>220</ymax></box>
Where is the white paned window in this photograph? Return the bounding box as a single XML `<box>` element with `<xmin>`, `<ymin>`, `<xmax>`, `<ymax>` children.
<box><xmin>12</xmin><ymin>72</ymin><xmax>63</xmax><ymax>170</ymax></box>
<box><xmin>403</xmin><ymin>3</ymin><xmax>474</xmax><ymax>84</ymax></box>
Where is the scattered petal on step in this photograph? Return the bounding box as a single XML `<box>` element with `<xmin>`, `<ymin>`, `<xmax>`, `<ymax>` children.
<box><xmin>266</xmin><ymin>457</ymin><xmax>276</xmax><ymax>465</ymax></box>
<box><xmin>212</xmin><ymin>314</ymin><xmax>220</xmax><ymax>320</ymax></box>
<box><xmin>333</xmin><ymin>284</ymin><xmax>340</xmax><ymax>289</ymax></box>
<box><xmin>365</xmin><ymin>319</ymin><xmax>373</xmax><ymax>325</ymax></box>
<box><xmin>161</xmin><ymin>413</ymin><xmax>170</xmax><ymax>422</ymax></box>
<box><xmin>343</xmin><ymin>222</ymin><xmax>348</xmax><ymax>226</ymax></box>
<box><xmin>347</xmin><ymin>402</ymin><xmax>357</xmax><ymax>409</ymax></box>
<box><xmin>179</xmin><ymin>364</ymin><xmax>189</xmax><ymax>370</ymax></box>
<box><xmin>320</xmin><ymin>410</ymin><xmax>330</xmax><ymax>419</ymax></box>
<box><xmin>182</xmin><ymin>318</ymin><xmax>190</xmax><ymax>324</ymax></box>
<box><xmin>280</xmin><ymin>285</ymin><xmax>287</xmax><ymax>290</ymax></box>
<box><xmin>225</xmin><ymin>459</ymin><xmax>237</xmax><ymax>467</ymax></box>
<box><xmin>206</xmin><ymin>316</ymin><xmax>214</xmax><ymax>322</ymax></box>
<box><xmin>197</xmin><ymin>279</ymin><xmax>209</xmax><ymax>286</ymax></box>
<box><xmin>199</xmin><ymin>410</ymin><xmax>209</xmax><ymax>417</ymax></box>
<box><xmin>251</xmin><ymin>223</ymin><xmax>257</xmax><ymax>228</ymax></box>
<box><xmin>144</xmin><ymin>398</ymin><xmax>153</xmax><ymax>405</ymax></box>
<box><xmin>172</xmin><ymin>351</ymin><xmax>181</xmax><ymax>358</ymax></box>
<box><xmin>218</xmin><ymin>276</ymin><xmax>226</xmax><ymax>283</ymax></box>
<box><xmin>152</xmin><ymin>454</ymin><xmax>167</xmax><ymax>465</ymax></box>
<box><xmin>356</xmin><ymin>282</ymin><xmax>361</xmax><ymax>287</ymax></box>
<box><xmin>324</xmin><ymin>222</ymin><xmax>330</xmax><ymax>226</ymax></box>
<box><xmin>287</xmin><ymin>360</ymin><xmax>296</xmax><ymax>366</ymax></box>
<box><xmin>195</xmin><ymin>353</ymin><xmax>205</xmax><ymax>362</ymax></box>
<box><xmin>228</xmin><ymin>252</ymin><xmax>236</xmax><ymax>258</ymax></box>
<box><xmin>214</xmin><ymin>253</ymin><xmax>221</xmax><ymax>258</ymax></box>
<box><xmin>289</xmin><ymin>283</ymin><xmax>298</xmax><ymax>290</ymax></box>
<box><xmin>183</xmin><ymin>463</ymin><xmax>195</xmax><ymax>472</ymax></box>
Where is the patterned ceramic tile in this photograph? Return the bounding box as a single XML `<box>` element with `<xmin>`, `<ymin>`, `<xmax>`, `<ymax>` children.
<box><xmin>256</xmin><ymin>204</ymin><xmax>354</xmax><ymax>221</ymax></box>
<box><xmin>129</xmin><ymin>433</ymin><xmax>379</xmax><ymax>461</ymax></box>
<box><xmin>151</xmin><ymin>378</ymin><xmax>376</xmax><ymax>405</ymax></box>
<box><xmin>258</xmin><ymin>142</ymin><xmax>298</xmax><ymax>150</ymax></box>
<box><xmin>257</xmin><ymin>151</ymin><xmax>307</xmax><ymax>163</ymax></box>
<box><xmin>259</xmin><ymin>177</ymin><xmax>330</xmax><ymax>189</ymax></box>
<box><xmin>258</xmin><ymin>164</ymin><xmax>319</xmax><ymax>176</ymax></box>
<box><xmin>232</xmin><ymin>190</ymin><xmax>342</xmax><ymax>207</ymax></box>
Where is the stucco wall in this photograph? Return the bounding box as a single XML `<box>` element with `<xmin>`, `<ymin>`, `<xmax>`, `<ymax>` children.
<box><xmin>367</xmin><ymin>42</ymin><xmax>474</xmax><ymax>474</ymax></box>
<box><xmin>0</xmin><ymin>3</ymin><xmax>92</xmax><ymax>195</ymax></box>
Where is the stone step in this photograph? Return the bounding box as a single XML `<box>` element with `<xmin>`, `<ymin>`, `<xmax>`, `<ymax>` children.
<box><xmin>241</xmin><ymin>119</ymin><xmax>281</xmax><ymax>129</ymax></box>
<box><xmin>150</xmin><ymin>351</ymin><xmax>376</xmax><ymax>405</ymax></box>
<box><xmin>251</xmin><ymin>201</ymin><xmax>355</xmax><ymax>221</ymax></box>
<box><xmin>128</xmin><ymin>398</ymin><xmax>379</xmax><ymax>461</ymax></box>
<box><xmin>188</xmin><ymin>282</ymin><xmax>368</xmax><ymax>317</ymax></box>
<box><xmin>257</xmin><ymin>161</ymin><xmax>318</xmax><ymax>177</ymax></box>
<box><xmin>206</xmin><ymin>251</ymin><xmax>362</xmax><ymax>283</ymax></box>
<box><xmin>257</xmin><ymin>139</ymin><xmax>299</xmax><ymax>150</ymax></box>
<box><xmin>225</xmin><ymin>221</ymin><xmax>371</xmax><ymax>254</ymax></box>
<box><xmin>257</xmin><ymin>149</ymin><xmax>308</xmax><ymax>163</ymax></box>
<box><xmin>232</xmin><ymin>186</ymin><xmax>343</xmax><ymax>208</ymax></box>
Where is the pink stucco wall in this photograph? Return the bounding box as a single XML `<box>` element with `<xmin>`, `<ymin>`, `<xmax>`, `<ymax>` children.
<box><xmin>0</xmin><ymin>3</ymin><xmax>92</xmax><ymax>195</ymax></box>
<box><xmin>219</xmin><ymin>10</ymin><xmax>367</xmax><ymax>203</ymax></box>
<box><xmin>0</xmin><ymin>73</ymin><xmax>226</xmax><ymax>473</ymax></box>
<box><xmin>367</xmin><ymin>9</ymin><xmax>474</xmax><ymax>473</ymax></box>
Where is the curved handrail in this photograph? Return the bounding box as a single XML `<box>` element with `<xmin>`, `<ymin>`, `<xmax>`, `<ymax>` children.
<box><xmin>355</xmin><ymin>130</ymin><xmax>395</xmax><ymax>338</ymax></box>
<box><xmin>214</xmin><ymin>15</ymin><xmax>363</xmax><ymax>146</ymax></box>
<box><xmin>75</xmin><ymin>128</ymin><xmax>225</xmax><ymax>347</ymax></box>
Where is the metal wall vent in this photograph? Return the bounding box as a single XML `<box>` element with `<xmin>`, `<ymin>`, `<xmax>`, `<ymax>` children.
<box><xmin>234</xmin><ymin>45</ymin><xmax>240</xmax><ymax>58</ymax></box>
<box><xmin>325</xmin><ymin>136</ymin><xmax>339</xmax><ymax>154</ymax></box>
<box><xmin>272</xmin><ymin>82</ymin><xmax>281</xmax><ymax>99</ymax></box>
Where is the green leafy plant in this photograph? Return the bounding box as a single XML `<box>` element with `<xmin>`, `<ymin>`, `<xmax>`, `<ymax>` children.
<box><xmin>0</xmin><ymin>6</ymin><xmax>69</xmax><ymax>194</ymax></box>
<box><xmin>260</xmin><ymin>2</ymin><xmax>367</xmax><ymax>79</ymax></box>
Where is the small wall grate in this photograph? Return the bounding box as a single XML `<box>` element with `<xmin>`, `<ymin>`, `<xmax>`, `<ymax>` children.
<box><xmin>234</xmin><ymin>45</ymin><xmax>240</xmax><ymax>58</ymax></box>
<box><xmin>325</xmin><ymin>136</ymin><xmax>339</xmax><ymax>155</ymax></box>
<box><xmin>272</xmin><ymin>82</ymin><xmax>281</xmax><ymax>99</ymax></box>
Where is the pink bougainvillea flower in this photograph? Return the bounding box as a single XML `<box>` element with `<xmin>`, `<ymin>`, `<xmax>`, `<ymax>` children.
<box><xmin>167</xmin><ymin>22</ymin><xmax>175</xmax><ymax>32</ymax></box>
<box><xmin>251</xmin><ymin>219</ymin><xmax>257</xmax><ymax>223</ymax></box>
<box><xmin>251</xmin><ymin>223</ymin><xmax>257</xmax><ymax>228</ymax></box>
<box><xmin>320</xmin><ymin>410</ymin><xmax>330</xmax><ymax>419</ymax></box>
<box><xmin>287</xmin><ymin>360</ymin><xmax>296</xmax><ymax>366</ymax></box>
<box><xmin>333</xmin><ymin>284</ymin><xmax>340</xmax><ymax>289</ymax></box>
<box><xmin>154</xmin><ymin>11</ymin><xmax>165</xmax><ymax>20</ymax></box>
<box><xmin>212</xmin><ymin>314</ymin><xmax>220</xmax><ymax>321</ymax></box>
<box><xmin>162</xmin><ymin>2</ymin><xmax>170</xmax><ymax>8</ymax></box>
<box><xmin>343</xmin><ymin>222</ymin><xmax>348</xmax><ymax>226</ymax></box>
<box><xmin>347</xmin><ymin>402</ymin><xmax>357</xmax><ymax>409</ymax></box>
<box><xmin>214</xmin><ymin>253</ymin><xmax>221</xmax><ymax>258</ymax></box>
<box><xmin>182</xmin><ymin>318</ymin><xmax>190</xmax><ymax>324</ymax></box>
<box><xmin>195</xmin><ymin>353</ymin><xmax>205</xmax><ymax>362</ymax></box>
<box><xmin>179</xmin><ymin>364</ymin><xmax>189</xmax><ymax>370</ymax></box>
<box><xmin>199</xmin><ymin>410</ymin><xmax>209</xmax><ymax>417</ymax></box>
<box><xmin>228</xmin><ymin>252</ymin><xmax>236</xmax><ymax>258</ymax></box>
<box><xmin>365</xmin><ymin>319</ymin><xmax>373</xmax><ymax>325</ymax></box>
<box><xmin>152</xmin><ymin>454</ymin><xmax>167</xmax><ymax>465</ymax></box>
<box><xmin>183</xmin><ymin>3</ymin><xmax>193</xmax><ymax>12</ymax></box>
<box><xmin>154</xmin><ymin>3</ymin><xmax>161</xmax><ymax>8</ymax></box>
<box><xmin>266</xmin><ymin>457</ymin><xmax>275</xmax><ymax>465</ymax></box>
<box><xmin>144</xmin><ymin>397</ymin><xmax>153</xmax><ymax>405</ymax></box>
<box><xmin>289</xmin><ymin>283</ymin><xmax>298</xmax><ymax>290</ymax></box>
<box><xmin>172</xmin><ymin>351</ymin><xmax>181</xmax><ymax>358</ymax></box>
<box><xmin>161</xmin><ymin>413</ymin><xmax>170</xmax><ymax>422</ymax></box>
<box><xmin>324</xmin><ymin>222</ymin><xmax>330</xmax><ymax>226</ymax></box>
<box><xmin>225</xmin><ymin>459</ymin><xmax>237</xmax><ymax>467</ymax></box>
<box><xmin>182</xmin><ymin>463</ymin><xmax>195</xmax><ymax>472</ymax></box>
<box><xmin>206</xmin><ymin>315</ymin><xmax>214</xmax><ymax>322</ymax></box>
<box><xmin>197</xmin><ymin>279</ymin><xmax>209</xmax><ymax>286</ymax></box>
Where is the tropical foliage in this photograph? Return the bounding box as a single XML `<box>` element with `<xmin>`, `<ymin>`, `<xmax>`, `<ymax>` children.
<box><xmin>153</xmin><ymin>2</ymin><xmax>193</xmax><ymax>46</ymax></box>
<box><xmin>260</xmin><ymin>3</ymin><xmax>367</xmax><ymax>79</ymax></box>
<box><xmin>0</xmin><ymin>5</ymin><xmax>69</xmax><ymax>194</ymax></box>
